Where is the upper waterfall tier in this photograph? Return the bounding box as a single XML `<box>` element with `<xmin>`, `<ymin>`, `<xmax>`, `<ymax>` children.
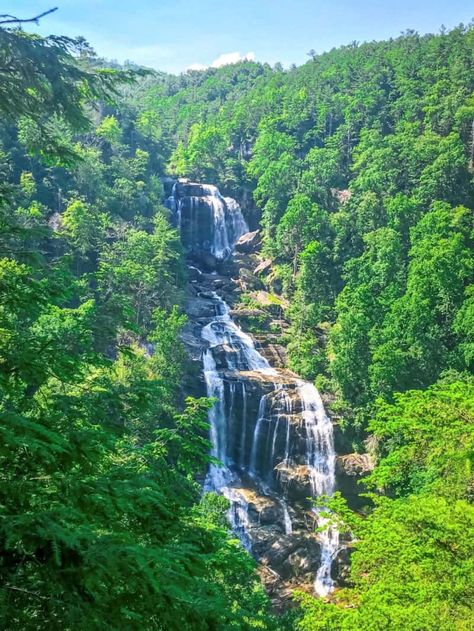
<box><xmin>165</xmin><ymin>180</ymin><xmax>248</xmax><ymax>262</ymax></box>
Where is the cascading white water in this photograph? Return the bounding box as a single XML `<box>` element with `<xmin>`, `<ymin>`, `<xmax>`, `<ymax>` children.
<box><xmin>249</xmin><ymin>394</ymin><xmax>269</xmax><ymax>475</ymax></box>
<box><xmin>203</xmin><ymin>293</ymin><xmax>276</xmax><ymax>494</ymax></box>
<box><xmin>165</xmin><ymin>181</ymin><xmax>178</xmax><ymax>213</ymax></box>
<box><xmin>314</xmin><ymin>516</ymin><xmax>339</xmax><ymax>596</ymax></box>
<box><xmin>202</xmin><ymin>346</ymin><xmax>235</xmax><ymax>493</ymax></box>
<box><xmin>201</xmin><ymin>295</ymin><xmax>276</xmax><ymax>374</ymax></box>
<box><xmin>225</xmin><ymin>487</ymin><xmax>252</xmax><ymax>551</ymax></box>
<box><xmin>297</xmin><ymin>381</ymin><xmax>339</xmax><ymax>596</ymax></box>
<box><xmin>175</xmin><ymin>180</ymin><xmax>339</xmax><ymax>595</ymax></box>
<box><xmin>223</xmin><ymin>196</ymin><xmax>249</xmax><ymax>247</ymax></box>
<box><xmin>209</xmin><ymin>196</ymin><xmax>230</xmax><ymax>259</ymax></box>
<box><xmin>282</xmin><ymin>501</ymin><xmax>293</xmax><ymax>535</ymax></box>
<box><xmin>239</xmin><ymin>382</ymin><xmax>248</xmax><ymax>468</ymax></box>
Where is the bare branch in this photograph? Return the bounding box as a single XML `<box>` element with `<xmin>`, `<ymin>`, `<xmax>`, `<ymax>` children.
<box><xmin>0</xmin><ymin>8</ymin><xmax>58</xmax><ymax>26</ymax></box>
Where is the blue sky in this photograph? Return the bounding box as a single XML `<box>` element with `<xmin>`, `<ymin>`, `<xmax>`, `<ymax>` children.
<box><xmin>9</xmin><ymin>1</ymin><xmax>474</xmax><ymax>73</ymax></box>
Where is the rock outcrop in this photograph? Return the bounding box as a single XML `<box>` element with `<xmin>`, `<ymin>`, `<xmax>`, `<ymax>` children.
<box><xmin>235</xmin><ymin>229</ymin><xmax>261</xmax><ymax>253</ymax></box>
<box><xmin>336</xmin><ymin>453</ymin><xmax>374</xmax><ymax>510</ymax></box>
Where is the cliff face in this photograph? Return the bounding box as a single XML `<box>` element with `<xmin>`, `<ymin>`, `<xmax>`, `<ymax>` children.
<box><xmin>167</xmin><ymin>180</ymin><xmax>369</xmax><ymax>605</ymax></box>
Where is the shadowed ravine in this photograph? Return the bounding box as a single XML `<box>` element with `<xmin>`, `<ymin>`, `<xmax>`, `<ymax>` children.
<box><xmin>166</xmin><ymin>180</ymin><xmax>341</xmax><ymax>602</ymax></box>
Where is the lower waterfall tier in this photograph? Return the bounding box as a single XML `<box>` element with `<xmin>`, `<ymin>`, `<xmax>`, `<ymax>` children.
<box><xmin>194</xmin><ymin>283</ymin><xmax>339</xmax><ymax>598</ymax></box>
<box><xmin>214</xmin><ymin>374</ymin><xmax>335</xmax><ymax>502</ymax></box>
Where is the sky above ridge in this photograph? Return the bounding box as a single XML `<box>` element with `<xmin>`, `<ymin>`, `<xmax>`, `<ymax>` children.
<box><xmin>9</xmin><ymin>1</ymin><xmax>474</xmax><ymax>73</ymax></box>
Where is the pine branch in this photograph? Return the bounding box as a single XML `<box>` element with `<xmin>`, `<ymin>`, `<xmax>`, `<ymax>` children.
<box><xmin>0</xmin><ymin>8</ymin><xmax>58</xmax><ymax>26</ymax></box>
<box><xmin>5</xmin><ymin>585</ymin><xmax>48</xmax><ymax>600</ymax></box>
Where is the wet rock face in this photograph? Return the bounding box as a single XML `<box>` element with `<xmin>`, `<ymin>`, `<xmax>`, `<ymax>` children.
<box><xmin>253</xmin><ymin>335</ymin><xmax>287</xmax><ymax>368</ymax></box>
<box><xmin>220</xmin><ymin>379</ymin><xmax>323</xmax><ymax>501</ymax></box>
<box><xmin>331</xmin><ymin>545</ymin><xmax>353</xmax><ymax>587</ymax></box>
<box><xmin>225</xmin><ymin>483</ymin><xmax>322</xmax><ymax>586</ymax></box>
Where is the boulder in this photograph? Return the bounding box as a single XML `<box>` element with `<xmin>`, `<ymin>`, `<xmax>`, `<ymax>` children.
<box><xmin>230</xmin><ymin>307</ymin><xmax>270</xmax><ymax>330</ymax></box>
<box><xmin>230</xmin><ymin>307</ymin><xmax>267</xmax><ymax>320</ymax></box>
<box><xmin>331</xmin><ymin>545</ymin><xmax>353</xmax><ymax>587</ymax></box>
<box><xmin>330</xmin><ymin>188</ymin><xmax>352</xmax><ymax>205</ymax></box>
<box><xmin>186</xmin><ymin>265</ymin><xmax>204</xmax><ymax>282</ymax></box>
<box><xmin>261</xmin><ymin>533</ymin><xmax>321</xmax><ymax>580</ymax></box>
<box><xmin>230</xmin><ymin>488</ymin><xmax>282</xmax><ymax>526</ymax></box>
<box><xmin>336</xmin><ymin>453</ymin><xmax>374</xmax><ymax>510</ymax></box>
<box><xmin>238</xmin><ymin>268</ymin><xmax>263</xmax><ymax>291</ymax></box>
<box><xmin>179</xmin><ymin>322</ymin><xmax>204</xmax><ymax>360</ymax></box>
<box><xmin>336</xmin><ymin>453</ymin><xmax>374</xmax><ymax>477</ymax></box>
<box><xmin>48</xmin><ymin>212</ymin><xmax>62</xmax><ymax>232</ymax></box>
<box><xmin>275</xmin><ymin>464</ymin><xmax>313</xmax><ymax>503</ymax></box>
<box><xmin>185</xmin><ymin>295</ymin><xmax>216</xmax><ymax>319</ymax></box>
<box><xmin>254</xmin><ymin>258</ymin><xmax>272</xmax><ymax>275</ymax></box>
<box><xmin>235</xmin><ymin>230</ymin><xmax>261</xmax><ymax>253</ymax></box>
<box><xmin>191</xmin><ymin>250</ymin><xmax>218</xmax><ymax>272</ymax></box>
<box><xmin>253</xmin><ymin>340</ymin><xmax>287</xmax><ymax>368</ymax></box>
<box><xmin>251</xmin><ymin>290</ymin><xmax>289</xmax><ymax>313</ymax></box>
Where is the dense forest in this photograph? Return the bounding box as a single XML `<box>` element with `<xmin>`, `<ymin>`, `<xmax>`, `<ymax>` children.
<box><xmin>0</xmin><ymin>12</ymin><xmax>473</xmax><ymax>631</ymax></box>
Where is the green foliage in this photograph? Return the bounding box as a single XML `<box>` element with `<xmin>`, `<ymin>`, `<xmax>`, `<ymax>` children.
<box><xmin>0</xmin><ymin>27</ymin><xmax>133</xmax><ymax>165</ymax></box>
<box><xmin>62</xmin><ymin>199</ymin><xmax>109</xmax><ymax>255</ymax></box>
<box><xmin>330</xmin><ymin>227</ymin><xmax>406</xmax><ymax>404</ymax></box>
<box><xmin>0</xmin><ymin>23</ymin><xmax>275</xmax><ymax>630</ymax></box>
<box><xmin>298</xmin><ymin>495</ymin><xmax>474</xmax><ymax>631</ymax></box>
<box><xmin>297</xmin><ymin>376</ymin><xmax>474</xmax><ymax>630</ymax></box>
<box><xmin>370</xmin><ymin>203</ymin><xmax>473</xmax><ymax>395</ymax></box>
<box><xmin>367</xmin><ymin>376</ymin><xmax>474</xmax><ymax>499</ymax></box>
<box><xmin>97</xmin><ymin>213</ymin><xmax>184</xmax><ymax>328</ymax></box>
<box><xmin>96</xmin><ymin>115</ymin><xmax>123</xmax><ymax>146</ymax></box>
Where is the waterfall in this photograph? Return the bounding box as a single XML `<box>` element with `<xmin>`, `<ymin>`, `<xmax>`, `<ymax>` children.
<box><xmin>314</xmin><ymin>516</ymin><xmax>339</xmax><ymax>596</ymax></box>
<box><xmin>201</xmin><ymin>294</ymin><xmax>276</xmax><ymax>374</ymax></box>
<box><xmin>202</xmin><ymin>292</ymin><xmax>274</xmax><ymax>495</ymax></box>
<box><xmin>175</xmin><ymin>180</ymin><xmax>339</xmax><ymax>596</ymax></box>
<box><xmin>297</xmin><ymin>381</ymin><xmax>339</xmax><ymax>596</ymax></box>
<box><xmin>249</xmin><ymin>394</ymin><xmax>269</xmax><ymax>475</ymax></box>
<box><xmin>202</xmin><ymin>348</ymin><xmax>231</xmax><ymax>491</ymax></box>
<box><xmin>282</xmin><ymin>501</ymin><xmax>293</xmax><ymax>535</ymax></box>
<box><xmin>165</xmin><ymin>181</ymin><xmax>248</xmax><ymax>259</ymax></box>
<box><xmin>225</xmin><ymin>487</ymin><xmax>252</xmax><ymax>551</ymax></box>
<box><xmin>239</xmin><ymin>382</ymin><xmax>248</xmax><ymax>468</ymax></box>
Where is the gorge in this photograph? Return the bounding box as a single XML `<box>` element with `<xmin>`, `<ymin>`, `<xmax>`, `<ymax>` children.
<box><xmin>3</xmin><ymin>18</ymin><xmax>473</xmax><ymax>628</ymax></box>
<box><xmin>166</xmin><ymin>180</ymin><xmax>343</xmax><ymax>601</ymax></box>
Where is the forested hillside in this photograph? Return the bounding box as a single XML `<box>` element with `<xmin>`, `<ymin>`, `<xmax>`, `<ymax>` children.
<box><xmin>156</xmin><ymin>27</ymin><xmax>474</xmax><ymax>411</ymax></box>
<box><xmin>148</xmin><ymin>27</ymin><xmax>474</xmax><ymax>629</ymax></box>
<box><xmin>0</xmin><ymin>14</ymin><xmax>473</xmax><ymax>631</ymax></box>
<box><xmin>0</xmin><ymin>25</ymin><xmax>277</xmax><ymax>630</ymax></box>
